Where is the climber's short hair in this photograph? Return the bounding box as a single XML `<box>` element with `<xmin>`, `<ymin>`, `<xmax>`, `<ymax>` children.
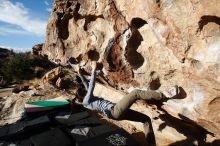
<box><xmin>76</xmin><ymin>87</ymin><xmax>86</xmax><ymax>103</ymax></box>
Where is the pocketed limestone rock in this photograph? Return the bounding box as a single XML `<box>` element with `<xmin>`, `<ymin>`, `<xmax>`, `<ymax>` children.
<box><xmin>41</xmin><ymin>0</ymin><xmax>220</xmax><ymax>139</ymax></box>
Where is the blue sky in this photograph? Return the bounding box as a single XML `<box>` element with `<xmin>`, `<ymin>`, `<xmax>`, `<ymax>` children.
<box><xmin>0</xmin><ymin>0</ymin><xmax>53</xmax><ymax>52</ymax></box>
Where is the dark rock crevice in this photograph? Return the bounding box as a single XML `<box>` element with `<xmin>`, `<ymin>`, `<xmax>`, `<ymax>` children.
<box><xmin>84</xmin><ymin>14</ymin><xmax>104</xmax><ymax>31</ymax></box>
<box><xmin>149</xmin><ymin>71</ymin><xmax>161</xmax><ymax>90</ymax></box>
<box><xmin>96</xmin><ymin>0</ymin><xmax>136</xmax><ymax>85</ymax></box>
<box><xmin>94</xmin><ymin>0</ymin><xmax>98</xmax><ymax>11</ymax></box>
<box><xmin>71</xmin><ymin>2</ymin><xmax>104</xmax><ymax>31</ymax></box>
<box><xmin>55</xmin><ymin>1</ymin><xmax>79</xmax><ymax>40</ymax></box>
<box><xmin>72</xmin><ymin>2</ymin><xmax>104</xmax><ymax>31</ymax></box>
<box><xmin>125</xmin><ymin>18</ymin><xmax>147</xmax><ymax>70</ymax></box>
<box><xmin>109</xmin><ymin>0</ymin><xmax>129</xmax><ymax>32</ymax></box>
<box><xmin>103</xmin><ymin>38</ymin><xmax>119</xmax><ymax>70</ymax></box>
<box><xmin>104</xmin><ymin>38</ymin><xmax>135</xmax><ymax>85</ymax></box>
<box><xmin>155</xmin><ymin>0</ymin><xmax>161</xmax><ymax>7</ymax></box>
<box><xmin>107</xmin><ymin>41</ymin><xmax>123</xmax><ymax>71</ymax></box>
<box><xmin>125</xmin><ymin>29</ymin><xmax>144</xmax><ymax>69</ymax></box>
<box><xmin>57</xmin><ymin>13</ymin><xmax>72</xmax><ymax>40</ymax></box>
<box><xmin>73</xmin><ymin>3</ymin><xmax>82</xmax><ymax>21</ymax></box>
<box><xmin>57</xmin><ymin>2</ymin><xmax>104</xmax><ymax>40</ymax></box>
<box><xmin>198</xmin><ymin>15</ymin><xmax>220</xmax><ymax>31</ymax></box>
<box><xmin>131</xmin><ymin>18</ymin><xmax>147</xmax><ymax>29</ymax></box>
<box><xmin>87</xmin><ymin>50</ymin><xmax>100</xmax><ymax>61</ymax></box>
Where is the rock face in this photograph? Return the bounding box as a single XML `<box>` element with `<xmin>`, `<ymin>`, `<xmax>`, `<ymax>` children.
<box><xmin>42</xmin><ymin>0</ymin><xmax>220</xmax><ymax>138</ymax></box>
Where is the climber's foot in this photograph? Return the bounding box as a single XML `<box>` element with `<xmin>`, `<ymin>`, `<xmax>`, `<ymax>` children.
<box><xmin>161</xmin><ymin>85</ymin><xmax>180</xmax><ymax>98</ymax></box>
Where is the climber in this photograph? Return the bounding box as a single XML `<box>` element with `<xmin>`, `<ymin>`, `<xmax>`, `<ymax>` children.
<box><xmin>69</xmin><ymin>61</ymin><xmax>180</xmax><ymax>145</ymax></box>
<box><xmin>70</xmin><ymin>61</ymin><xmax>179</xmax><ymax>119</ymax></box>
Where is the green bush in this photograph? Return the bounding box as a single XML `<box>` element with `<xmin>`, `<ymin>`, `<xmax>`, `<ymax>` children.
<box><xmin>0</xmin><ymin>53</ymin><xmax>34</xmax><ymax>83</ymax></box>
<box><xmin>0</xmin><ymin>51</ymin><xmax>56</xmax><ymax>84</ymax></box>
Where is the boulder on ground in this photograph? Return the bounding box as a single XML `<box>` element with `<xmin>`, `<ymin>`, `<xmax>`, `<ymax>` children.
<box><xmin>56</xmin><ymin>77</ymin><xmax>71</xmax><ymax>89</ymax></box>
<box><xmin>42</xmin><ymin>67</ymin><xmax>63</xmax><ymax>84</ymax></box>
<box><xmin>12</xmin><ymin>85</ymin><xmax>29</xmax><ymax>93</ymax></box>
<box><xmin>32</xmin><ymin>44</ymin><xmax>43</xmax><ymax>56</ymax></box>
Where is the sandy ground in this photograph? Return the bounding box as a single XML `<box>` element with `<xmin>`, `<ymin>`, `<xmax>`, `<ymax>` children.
<box><xmin>0</xmin><ymin>88</ymin><xmax>13</xmax><ymax>97</ymax></box>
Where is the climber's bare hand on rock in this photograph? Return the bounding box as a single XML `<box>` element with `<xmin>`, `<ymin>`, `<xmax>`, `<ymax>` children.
<box><xmin>75</xmin><ymin>64</ymin><xmax>81</xmax><ymax>74</ymax></box>
<box><xmin>91</xmin><ymin>61</ymin><xmax>97</xmax><ymax>71</ymax></box>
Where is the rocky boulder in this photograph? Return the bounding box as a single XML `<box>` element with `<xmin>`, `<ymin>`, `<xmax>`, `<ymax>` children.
<box><xmin>12</xmin><ymin>85</ymin><xmax>29</xmax><ymax>94</ymax></box>
<box><xmin>56</xmin><ymin>77</ymin><xmax>71</xmax><ymax>89</ymax></box>
<box><xmin>42</xmin><ymin>66</ymin><xmax>63</xmax><ymax>84</ymax></box>
<box><xmin>42</xmin><ymin>0</ymin><xmax>220</xmax><ymax>139</ymax></box>
<box><xmin>42</xmin><ymin>66</ymin><xmax>81</xmax><ymax>90</ymax></box>
<box><xmin>32</xmin><ymin>44</ymin><xmax>43</xmax><ymax>56</ymax></box>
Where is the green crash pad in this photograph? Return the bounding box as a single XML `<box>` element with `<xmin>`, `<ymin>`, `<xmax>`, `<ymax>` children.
<box><xmin>26</xmin><ymin>101</ymin><xmax>70</xmax><ymax>107</ymax></box>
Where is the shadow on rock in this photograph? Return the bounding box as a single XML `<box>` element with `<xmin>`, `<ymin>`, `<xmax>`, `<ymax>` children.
<box><xmin>155</xmin><ymin>108</ymin><xmax>214</xmax><ymax>146</ymax></box>
<box><xmin>121</xmin><ymin>109</ymin><xmax>156</xmax><ymax>146</ymax></box>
